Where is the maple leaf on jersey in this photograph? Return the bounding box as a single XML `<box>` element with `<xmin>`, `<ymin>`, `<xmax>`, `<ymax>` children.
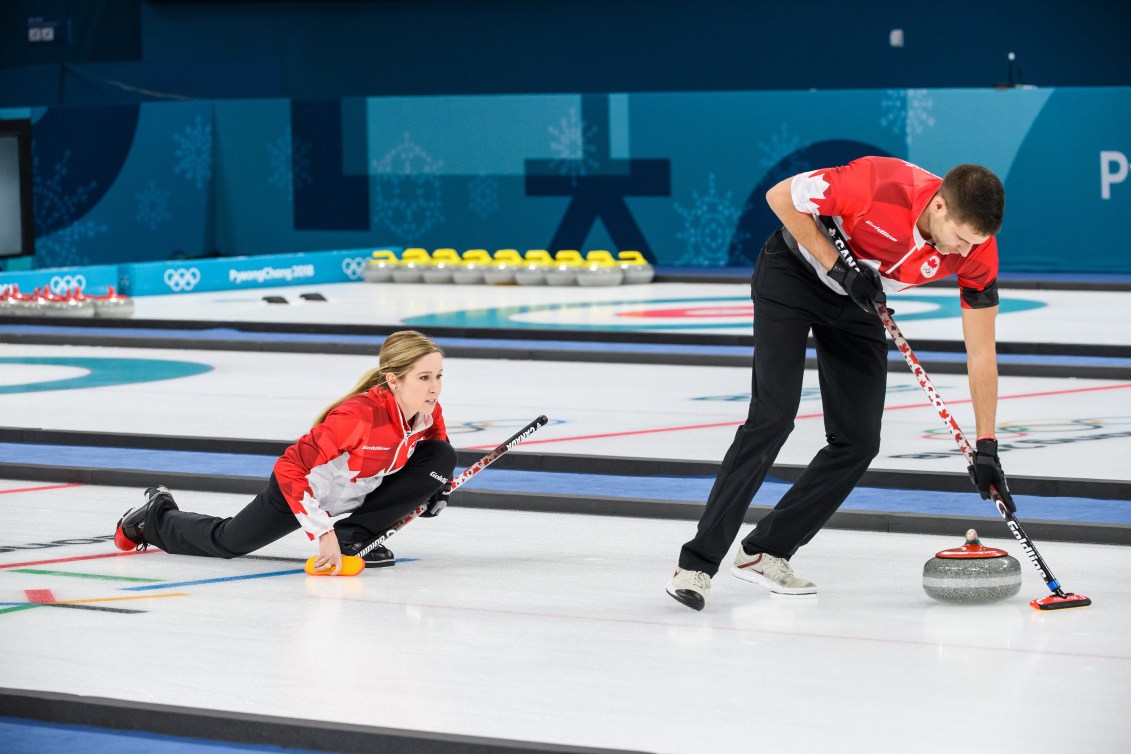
<box><xmin>791</xmin><ymin>171</ymin><xmax>831</xmax><ymax>214</ymax></box>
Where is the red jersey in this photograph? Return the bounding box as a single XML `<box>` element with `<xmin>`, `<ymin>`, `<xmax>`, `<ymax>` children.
<box><xmin>789</xmin><ymin>156</ymin><xmax>999</xmax><ymax>308</ymax></box>
<box><xmin>274</xmin><ymin>387</ymin><xmax>448</xmax><ymax>539</ymax></box>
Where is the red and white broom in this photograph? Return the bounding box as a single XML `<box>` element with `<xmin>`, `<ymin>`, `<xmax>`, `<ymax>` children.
<box><xmin>306</xmin><ymin>415</ymin><xmax>548</xmax><ymax>576</ymax></box>
<box><xmin>875</xmin><ymin>302</ymin><xmax>1091</xmax><ymax>610</ymax></box>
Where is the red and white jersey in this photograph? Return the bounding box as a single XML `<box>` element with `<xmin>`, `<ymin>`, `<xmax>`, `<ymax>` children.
<box><xmin>274</xmin><ymin>387</ymin><xmax>448</xmax><ymax>540</ymax></box>
<box><xmin>789</xmin><ymin>156</ymin><xmax>999</xmax><ymax>307</ymax></box>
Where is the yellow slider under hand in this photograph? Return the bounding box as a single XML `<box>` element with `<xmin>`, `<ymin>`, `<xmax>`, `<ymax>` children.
<box><xmin>304</xmin><ymin>555</ymin><xmax>366</xmax><ymax>576</ymax></box>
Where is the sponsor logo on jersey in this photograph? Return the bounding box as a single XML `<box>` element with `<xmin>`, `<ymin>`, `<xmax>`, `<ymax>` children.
<box><xmin>429</xmin><ymin>471</ymin><xmax>450</xmax><ymax>484</ymax></box>
<box><xmin>362</xmin><ymin>445</ymin><xmax>391</xmax><ymax>451</ymax></box>
<box><xmin>865</xmin><ymin>220</ymin><xmax>898</xmax><ymax>242</ymax></box>
<box><xmin>920</xmin><ymin>255</ymin><xmax>941</xmax><ymax>278</ymax></box>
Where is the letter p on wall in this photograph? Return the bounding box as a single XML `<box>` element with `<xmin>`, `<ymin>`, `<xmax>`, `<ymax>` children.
<box><xmin>1101</xmin><ymin>151</ymin><xmax>1128</xmax><ymax>199</ymax></box>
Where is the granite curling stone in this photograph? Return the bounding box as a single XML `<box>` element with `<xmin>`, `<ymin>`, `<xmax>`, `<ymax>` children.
<box><xmin>922</xmin><ymin>529</ymin><xmax>1022</xmax><ymax>604</ymax></box>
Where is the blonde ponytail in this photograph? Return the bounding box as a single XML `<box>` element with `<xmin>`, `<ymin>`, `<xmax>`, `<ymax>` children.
<box><xmin>313</xmin><ymin>330</ymin><xmax>443</xmax><ymax>426</ymax></box>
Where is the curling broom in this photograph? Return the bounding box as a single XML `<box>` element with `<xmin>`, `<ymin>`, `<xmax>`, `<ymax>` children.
<box><xmin>875</xmin><ymin>302</ymin><xmax>1090</xmax><ymax>610</ymax></box>
<box><xmin>306</xmin><ymin>415</ymin><xmax>549</xmax><ymax>576</ymax></box>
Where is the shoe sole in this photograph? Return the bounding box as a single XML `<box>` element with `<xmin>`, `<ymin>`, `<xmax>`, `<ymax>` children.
<box><xmin>665</xmin><ymin>584</ymin><xmax>705</xmax><ymax>611</ymax></box>
<box><xmin>113</xmin><ymin>506</ymin><xmax>144</xmax><ymax>551</ymax></box>
<box><xmin>730</xmin><ymin>566</ymin><xmax>817</xmax><ymax>596</ymax></box>
<box><xmin>113</xmin><ymin>523</ymin><xmax>139</xmax><ymax>551</ymax></box>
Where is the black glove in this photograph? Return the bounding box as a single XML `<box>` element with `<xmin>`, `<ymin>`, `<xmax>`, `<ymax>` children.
<box><xmin>827</xmin><ymin>258</ymin><xmax>886</xmax><ymax>313</ymax></box>
<box><xmin>421</xmin><ymin>485</ymin><xmax>450</xmax><ymax>518</ymax></box>
<box><xmin>967</xmin><ymin>437</ymin><xmax>1016</xmax><ymax>514</ymax></box>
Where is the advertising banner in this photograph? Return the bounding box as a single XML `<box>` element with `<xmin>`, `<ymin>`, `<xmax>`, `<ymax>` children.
<box><xmin>118</xmin><ymin>250</ymin><xmax>372</xmax><ymax>296</ymax></box>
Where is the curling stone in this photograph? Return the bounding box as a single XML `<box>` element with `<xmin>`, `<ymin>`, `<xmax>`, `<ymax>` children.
<box><xmin>92</xmin><ymin>286</ymin><xmax>135</xmax><ymax>318</ymax></box>
<box><xmin>544</xmin><ymin>249</ymin><xmax>582</xmax><ymax>286</ymax></box>
<box><xmin>576</xmin><ymin>250</ymin><xmax>625</xmax><ymax>287</ymax></box>
<box><xmin>515</xmin><ymin>249</ymin><xmax>552</xmax><ymax>286</ymax></box>
<box><xmin>0</xmin><ymin>285</ymin><xmax>21</xmax><ymax>316</ymax></box>
<box><xmin>618</xmin><ymin>250</ymin><xmax>655</xmax><ymax>284</ymax></box>
<box><xmin>51</xmin><ymin>288</ymin><xmax>92</xmax><ymax>318</ymax></box>
<box><xmin>47</xmin><ymin>287</ymin><xmax>96</xmax><ymax>318</ymax></box>
<box><xmin>483</xmin><ymin>249</ymin><xmax>521</xmax><ymax>285</ymax></box>
<box><xmin>391</xmin><ymin>247</ymin><xmax>430</xmax><ymax>283</ymax></box>
<box><xmin>922</xmin><ymin>529</ymin><xmax>1022</xmax><ymax>604</ymax></box>
<box><xmin>453</xmin><ymin>249</ymin><xmax>490</xmax><ymax>284</ymax></box>
<box><xmin>362</xmin><ymin>250</ymin><xmax>398</xmax><ymax>283</ymax></box>
<box><xmin>421</xmin><ymin>248</ymin><xmax>460</xmax><ymax>284</ymax></box>
<box><xmin>5</xmin><ymin>286</ymin><xmax>46</xmax><ymax>317</ymax></box>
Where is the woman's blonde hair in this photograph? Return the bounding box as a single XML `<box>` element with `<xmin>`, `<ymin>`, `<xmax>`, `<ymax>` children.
<box><xmin>313</xmin><ymin>330</ymin><xmax>443</xmax><ymax>426</ymax></box>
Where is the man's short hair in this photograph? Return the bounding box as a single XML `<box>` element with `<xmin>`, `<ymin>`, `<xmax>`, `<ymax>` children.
<box><xmin>939</xmin><ymin>164</ymin><xmax>1005</xmax><ymax>236</ymax></box>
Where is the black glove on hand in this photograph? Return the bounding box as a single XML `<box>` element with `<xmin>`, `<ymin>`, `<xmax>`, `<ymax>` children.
<box><xmin>421</xmin><ymin>485</ymin><xmax>450</xmax><ymax>518</ymax></box>
<box><xmin>828</xmin><ymin>258</ymin><xmax>886</xmax><ymax>313</ymax></box>
<box><xmin>968</xmin><ymin>437</ymin><xmax>1016</xmax><ymax>514</ymax></box>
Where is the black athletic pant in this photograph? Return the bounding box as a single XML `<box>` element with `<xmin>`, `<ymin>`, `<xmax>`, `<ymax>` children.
<box><xmin>145</xmin><ymin>439</ymin><xmax>457</xmax><ymax>558</ymax></box>
<box><xmin>678</xmin><ymin>229</ymin><xmax>887</xmax><ymax>575</ymax></box>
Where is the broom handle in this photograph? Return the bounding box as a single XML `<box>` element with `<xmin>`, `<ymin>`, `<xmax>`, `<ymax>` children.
<box><xmin>354</xmin><ymin>415</ymin><xmax>549</xmax><ymax>559</ymax></box>
<box><xmin>873</xmin><ymin>301</ymin><xmax>1069</xmax><ymax>597</ymax></box>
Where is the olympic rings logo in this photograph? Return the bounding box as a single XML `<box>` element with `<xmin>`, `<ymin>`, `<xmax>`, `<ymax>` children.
<box><xmin>341</xmin><ymin>257</ymin><xmax>367</xmax><ymax>280</ymax></box>
<box><xmin>48</xmin><ymin>275</ymin><xmax>88</xmax><ymax>294</ymax></box>
<box><xmin>164</xmin><ymin>267</ymin><xmax>202</xmax><ymax>292</ymax></box>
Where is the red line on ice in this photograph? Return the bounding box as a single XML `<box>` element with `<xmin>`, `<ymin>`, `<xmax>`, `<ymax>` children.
<box><xmin>0</xmin><ymin>549</ymin><xmax>158</xmax><ymax>570</ymax></box>
<box><xmin>0</xmin><ymin>483</ymin><xmax>85</xmax><ymax>496</ymax></box>
<box><xmin>465</xmin><ymin>382</ymin><xmax>1131</xmax><ymax>449</ymax></box>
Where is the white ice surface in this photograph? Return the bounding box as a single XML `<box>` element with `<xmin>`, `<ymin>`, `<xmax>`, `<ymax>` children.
<box><xmin>0</xmin><ymin>481</ymin><xmax>1127</xmax><ymax>754</ymax></box>
<box><xmin>1</xmin><ymin>344</ymin><xmax>1128</xmax><ymax>481</ymax></box>
<box><xmin>125</xmin><ymin>281</ymin><xmax>1131</xmax><ymax>347</ymax></box>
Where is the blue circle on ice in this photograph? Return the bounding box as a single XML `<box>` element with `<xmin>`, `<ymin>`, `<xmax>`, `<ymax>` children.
<box><xmin>0</xmin><ymin>357</ymin><xmax>213</xmax><ymax>394</ymax></box>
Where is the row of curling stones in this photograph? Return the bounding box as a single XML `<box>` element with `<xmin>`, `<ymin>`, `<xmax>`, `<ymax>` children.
<box><xmin>0</xmin><ymin>284</ymin><xmax>135</xmax><ymax>319</ymax></box>
<box><xmin>922</xmin><ymin>529</ymin><xmax>1022</xmax><ymax>604</ymax></box>
<box><xmin>363</xmin><ymin>248</ymin><xmax>655</xmax><ymax>286</ymax></box>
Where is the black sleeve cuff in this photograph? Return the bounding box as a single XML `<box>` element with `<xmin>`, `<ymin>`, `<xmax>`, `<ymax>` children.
<box><xmin>961</xmin><ymin>279</ymin><xmax>999</xmax><ymax>309</ymax></box>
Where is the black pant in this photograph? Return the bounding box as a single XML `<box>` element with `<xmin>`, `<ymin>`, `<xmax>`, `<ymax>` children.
<box><xmin>678</xmin><ymin>230</ymin><xmax>887</xmax><ymax>575</ymax></box>
<box><xmin>146</xmin><ymin>439</ymin><xmax>457</xmax><ymax>558</ymax></box>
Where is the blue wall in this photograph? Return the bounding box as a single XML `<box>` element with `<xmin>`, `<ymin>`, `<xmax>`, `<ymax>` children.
<box><xmin>5</xmin><ymin>86</ymin><xmax>1129</xmax><ymax>273</ymax></box>
<box><xmin>3</xmin><ymin>2</ymin><xmax>1128</xmax><ymax>274</ymax></box>
<box><xmin>0</xmin><ymin>1</ymin><xmax>1129</xmax><ymax>107</ymax></box>
<box><xmin>137</xmin><ymin>0</ymin><xmax>1131</xmax><ymax>95</ymax></box>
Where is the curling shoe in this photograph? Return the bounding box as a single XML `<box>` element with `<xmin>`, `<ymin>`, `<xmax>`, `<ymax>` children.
<box><xmin>340</xmin><ymin>540</ymin><xmax>395</xmax><ymax>568</ymax></box>
<box><xmin>666</xmin><ymin>568</ymin><xmax>711</xmax><ymax>611</ymax></box>
<box><xmin>731</xmin><ymin>549</ymin><xmax>816</xmax><ymax>595</ymax></box>
<box><xmin>113</xmin><ymin>485</ymin><xmax>178</xmax><ymax>551</ymax></box>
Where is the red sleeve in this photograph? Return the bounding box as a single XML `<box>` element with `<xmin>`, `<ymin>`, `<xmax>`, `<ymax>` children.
<box><xmin>273</xmin><ymin>403</ymin><xmax>367</xmax><ymax>538</ymax></box>
<box><xmin>790</xmin><ymin>158</ymin><xmax>877</xmax><ymax>219</ymax></box>
<box><xmin>956</xmin><ymin>237</ymin><xmax>1001</xmax><ymax>309</ymax></box>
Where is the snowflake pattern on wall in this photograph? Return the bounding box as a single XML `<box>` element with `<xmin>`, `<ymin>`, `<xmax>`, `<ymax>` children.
<box><xmin>371</xmin><ymin>132</ymin><xmax>445</xmax><ymax>241</ymax></box>
<box><xmin>32</xmin><ymin>149</ymin><xmax>106</xmax><ymax>268</ymax></box>
<box><xmin>674</xmin><ymin>174</ymin><xmax>748</xmax><ymax>266</ymax></box>
<box><xmin>135</xmin><ymin>181</ymin><xmax>171</xmax><ymax>231</ymax></box>
<box><xmin>881</xmin><ymin>89</ymin><xmax>936</xmax><ymax>147</ymax></box>
<box><xmin>173</xmin><ymin>115</ymin><xmax>213</xmax><ymax>190</ymax></box>
<box><xmin>549</xmin><ymin>106</ymin><xmax>599</xmax><ymax>184</ymax></box>
<box><xmin>267</xmin><ymin>126</ymin><xmax>312</xmax><ymax>194</ymax></box>
<box><xmin>468</xmin><ymin>174</ymin><xmax>499</xmax><ymax>220</ymax></box>
<box><xmin>757</xmin><ymin>123</ymin><xmax>805</xmax><ymax>173</ymax></box>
